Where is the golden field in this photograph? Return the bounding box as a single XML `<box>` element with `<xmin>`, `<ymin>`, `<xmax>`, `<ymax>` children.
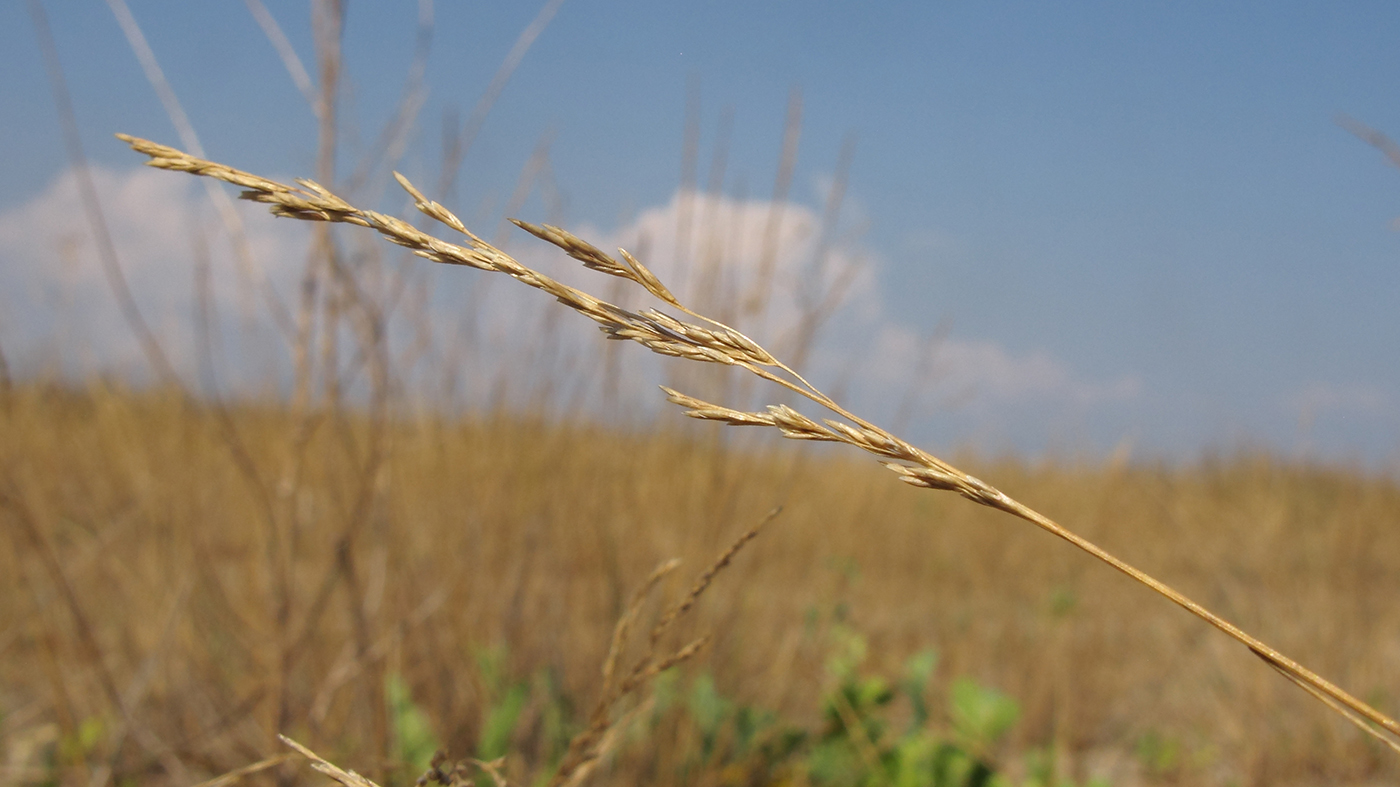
<box><xmin>12</xmin><ymin>11</ymin><xmax>1400</xmax><ymax>779</ymax></box>
<box><xmin>2</xmin><ymin>380</ymin><xmax>1398</xmax><ymax>786</ymax></box>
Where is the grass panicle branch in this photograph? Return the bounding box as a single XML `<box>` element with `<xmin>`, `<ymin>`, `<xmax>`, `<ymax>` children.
<box><xmin>551</xmin><ymin>510</ymin><xmax>775</xmax><ymax>787</ymax></box>
<box><xmin>117</xmin><ymin>134</ymin><xmax>1400</xmax><ymax>757</ymax></box>
<box><xmin>279</xmin><ymin>736</ymin><xmax>379</xmax><ymax>787</ymax></box>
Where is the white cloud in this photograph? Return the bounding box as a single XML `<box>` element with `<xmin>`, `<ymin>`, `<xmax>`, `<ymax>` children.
<box><xmin>568</xmin><ymin>188</ymin><xmax>880</xmax><ymax>335</ymax></box>
<box><xmin>0</xmin><ymin>164</ymin><xmax>308</xmax><ymax>379</ymax></box>
<box><xmin>0</xmin><ymin>167</ymin><xmax>1139</xmax><ymax>449</ymax></box>
<box><xmin>1283</xmin><ymin>381</ymin><xmax>1392</xmax><ymax>421</ymax></box>
<box><xmin>862</xmin><ymin>324</ymin><xmax>1141</xmax><ymax>407</ymax></box>
<box><xmin>1275</xmin><ymin>382</ymin><xmax>1398</xmax><ymax>463</ymax></box>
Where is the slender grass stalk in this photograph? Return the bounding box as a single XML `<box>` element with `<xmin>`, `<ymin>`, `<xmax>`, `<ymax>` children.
<box><xmin>116</xmin><ymin>133</ymin><xmax>1400</xmax><ymax>755</ymax></box>
<box><xmin>108</xmin><ymin>0</ymin><xmax>295</xmax><ymax>340</ymax></box>
<box><xmin>437</xmin><ymin>0</ymin><xmax>570</xmax><ymax>200</ymax></box>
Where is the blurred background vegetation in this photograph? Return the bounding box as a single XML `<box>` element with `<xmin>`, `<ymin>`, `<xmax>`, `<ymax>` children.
<box><xmin>3</xmin><ymin>2</ymin><xmax>1400</xmax><ymax>786</ymax></box>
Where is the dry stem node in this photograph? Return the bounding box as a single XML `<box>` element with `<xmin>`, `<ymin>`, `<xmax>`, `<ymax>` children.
<box><xmin>119</xmin><ymin>134</ymin><xmax>1400</xmax><ymax>757</ymax></box>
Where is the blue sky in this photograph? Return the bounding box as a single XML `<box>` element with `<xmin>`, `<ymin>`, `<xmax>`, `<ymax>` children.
<box><xmin>2</xmin><ymin>1</ymin><xmax>1399</xmax><ymax>464</ymax></box>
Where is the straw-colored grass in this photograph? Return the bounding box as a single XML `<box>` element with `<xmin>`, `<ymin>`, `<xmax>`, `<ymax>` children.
<box><xmin>3</xmin><ymin>380</ymin><xmax>1400</xmax><ymax>786</ymax></box>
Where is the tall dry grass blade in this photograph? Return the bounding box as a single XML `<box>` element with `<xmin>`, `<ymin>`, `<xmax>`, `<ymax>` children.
<box><xmin>260</xmin><ymin>4</ymin><xmax>349</xmax><ymax>769</ymax></box>
<box><xmin>692</xmin><ymin>105</ymin><xmax>735</xmax><ymax>313</ymax></box>
<box><xmin>104</xmin><ymin>0</ymin><xmax>200</xmax><ymax>157</ymax></box>
<box><xmin>189</xmin><ymin>753</ymin><xmax>299</xmax><ymax>787</ymax></box>
<box><xmin>108</xmin><ymin>0</ymin><xmax>294</xmax><ymax>339</ymax></box>
<box><xmin>889</xmin><ymin>320</ymin><xmax>950</xmax><ymax>434</ymax></box>
<box><xmin>311</xmin><ymin>0</ymin><xmax>345</xmax><ymax>409</ymax></box>
<box><xmin>494</xmin><ymin>130</ymin><xmax>559</xmax><ymax>248</ymax></box>
<box><xmin>29</xmin><ymin>1</ymin><xmax>177</xmax><ymax>384</ymax></box>
<box><xmin>243</xmin><ymin>0</ymin><xmax>321</xmax><ymax>119</ymax></box>
<box><xmin>647</xmin><ymin>505</ymin><xmax>778</xmax><ymax>649</ymax></box>
<box><xmin>347</xmin><ymin>0</ymin><xmax>435</xmax><ymax>194</ymax></box>
<box><xmin>600</xmin><ymin>558</ymin><xmax>681</xmax><ymax>701</ymax></box>
<box><xmin>746</xmin><ymin>86</ymin><xmax>802</xmax><ymax>320</ymax></box>
<box><xmin>118</xmin><ymin>135</ymin><xmax>1400</xmax><ymax>756</ymax></box>
<box><xmin>672</xmin><ymin>75</ymin><xmax>703</xmax><ymax>293</ymax></box>
<box><xmin>438</xmin><ymin>0</ymin><xmax>569</xmax><ymax>199</ymax></box>
<box><xmin>1338</xmin><ymin>113</ymin><xmax>1400</xmax><ymax>169</ymax></box>
<box><xmin>280</xmin><ymin>735</ymin><xmax>381</xmax><ymax>787</ymax></box>
<box><xmin>551</xmin><ymin>511</ymin><xmax>775</xmax><ymax>787</ymax></box>
<box><xmin>784</xmin><ymin>131</ymin><xmax>857</xmax><ymax>372</ymax></box>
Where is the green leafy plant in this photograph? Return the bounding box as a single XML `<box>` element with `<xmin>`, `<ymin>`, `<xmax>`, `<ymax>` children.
<box><xmin>1020</xmin><ymin>747</ymin><xmax>1111</xmax><ymax>787</ymax></box>
<box><xmin>947</xmin><ymin>678</ymin><xmax>1019</xmax><ymax>761</ymax></box>
<box><xmin>806</xmin><ymin>625</ymin><xmax>1011</xmax><ymax>787</ymax></box>
<box><xmin>473</xmin><ymin>646</ymin><xmax>534</xmax><ymax>762</ymax></box>
<box><xmin>387</xmin><ymin>672</ymin><xmax>441</xmax><ymax>778</ymax></box>
<box><xmin>1134</xmin><ymin>730</ymin><xmax>1181</xmax><ymax>778</ymax></box>
<box><xmin>626</xmin><ymin>616</ymin><xmax>1097</xmax><ymax>787</ymax></box>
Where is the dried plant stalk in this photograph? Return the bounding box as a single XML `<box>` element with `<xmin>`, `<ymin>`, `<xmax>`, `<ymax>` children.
<box><xmin>279</xmin><ymin>736</ymin><xmax>381</xmax><ymax>787</ymax></box>
<box><xmin>118</xmin><ymin>134</ymin><xmax>1400</xmax><ymax>755</ymax></box>
<box><xmin>552</xmin><ymin>508</ymin><xmax>778</xmax><ymax>787</ymax></box>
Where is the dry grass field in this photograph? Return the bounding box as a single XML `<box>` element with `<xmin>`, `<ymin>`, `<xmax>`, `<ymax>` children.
<box><xmin>9</xmin><ymin>6</ymin><xmax>1400</xmax><ymax>784</ymax></box>
<box><xmin>2</xmin><ymin>378</ymin><xmax>1399</xmax><ymax>786</ymax></box>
